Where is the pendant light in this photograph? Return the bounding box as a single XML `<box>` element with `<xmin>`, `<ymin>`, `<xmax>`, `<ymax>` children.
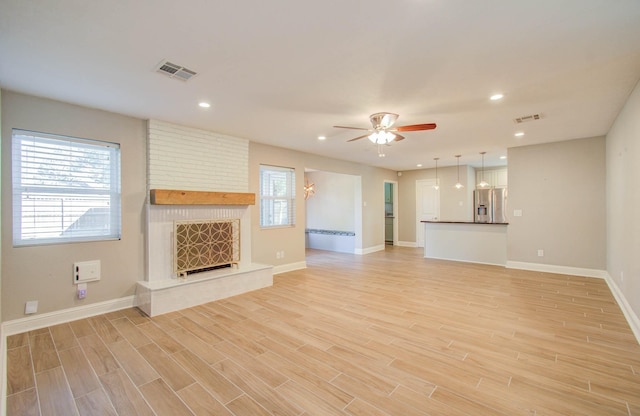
<box><xmin>454</xmin><ymin>155</ymin><xmax>464</xmax><ymax>189</ymax></box>
<box><xmin>433</xmin><ymin>157</ymin><xmax>440</xmax><ymax>190</ymax></box>
<box><xmin>478</xmin><ymin>151</ymin><xmax>489</xmax><ymax>188</ymax></box>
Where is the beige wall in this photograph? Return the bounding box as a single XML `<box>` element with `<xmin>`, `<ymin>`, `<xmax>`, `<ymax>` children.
<box><xmin>249</xmin><ymin>142</ymin><xmax>396</xmax><ymax>266</ymax></box>
<box><xmin>507</xmin><ymin>136</ymin><xmax>606</xmax><ymax>269</ymax></box>
<box><xmin>1</xmin><ymin>91</ymin><xmax>147</xmax><ymax>321</ymax></box>
<box><xmin>606</xmin><ymin>79</ymin><xmax>640</xmax><ymax>318</ymax></box>
<box><xmin>396</xmin><ymin>164</ymin><xmax>475</xmax><ymax>243</ymax></box>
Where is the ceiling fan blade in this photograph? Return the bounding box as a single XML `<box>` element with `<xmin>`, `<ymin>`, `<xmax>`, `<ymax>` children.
<box><xmin>333</xmin><ymin>125</ymin><xmax>370</xmax><ymax>131</ymax></box>
<box><xmin>347</xmin><ymin>134</ymin><xmax>370</xmax><ymax>142</ymax></box>
<box><xmin>395</xmin><ymin>123</ymin><xmax>437</xmax><ymax>132</ymax></box>
<box><xmin>393</xmin><ymin>134</ymin><xmax>405</xmax><ymax>141</ymax></box>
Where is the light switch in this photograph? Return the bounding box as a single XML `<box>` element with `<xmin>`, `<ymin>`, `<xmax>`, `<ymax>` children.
<box><xmin>513</xmin><ymin>209</ymin><xmax>522</xmax><ymax>217</ymax></box>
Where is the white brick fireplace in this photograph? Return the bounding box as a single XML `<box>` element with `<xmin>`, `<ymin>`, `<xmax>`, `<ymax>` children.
<box><xmin>135</xmin><ymin>120</ymin><xmax>272</xmax><ymax>316</ymax></box>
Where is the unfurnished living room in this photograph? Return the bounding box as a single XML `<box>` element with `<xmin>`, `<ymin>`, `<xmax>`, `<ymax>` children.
<box><xmin>1</xmin><ymin>1</ymin><xmax>639</xmax><ymax>415</ymax></box>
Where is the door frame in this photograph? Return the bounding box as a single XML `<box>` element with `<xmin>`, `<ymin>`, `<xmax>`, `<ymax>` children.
<box><xmin>415</xmin><ymin>178</ymin><xmax>440</xmax><ymax>247</ymax></box>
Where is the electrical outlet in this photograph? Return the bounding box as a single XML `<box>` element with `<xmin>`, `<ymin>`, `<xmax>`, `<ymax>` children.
<box><xmin>514</xmin><ymin>209</ymin><xmax>523</xmax><ymax>217</ymax></box>
<box><xmin>537</xmin><ymin>249</ymin><xmax>544</xmax><ymax>257</ymax></box>
<box><xmin>77</xmin><ymin>283</ymin><xmax>87</xmax><ymax>299</ymax></box>
<box><xmin>281</xmin><ymin>251</ymin><xmax>285</xmax><ymax>258</ymax></box>
<box><xmin>621</xmin><ymin>271</ymin><xmax>624</xmax><ymax>282</ymax></box>
<box><xmin>25</xmin><ymin>300</ymin><xmax>38</xmax><ymax>314</ymax></box>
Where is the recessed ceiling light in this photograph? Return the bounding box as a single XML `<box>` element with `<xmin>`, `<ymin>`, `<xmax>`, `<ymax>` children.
<box><xmin>514</xmin><ymin>132</ymin><xmax>525</xmax><ymax>137</ymax></box>
<box><xmin>198</xmin><ymin>102</ymin><xmax>211</xmax><ymax>108</ymax></box>
<box><xmin>318</xmin><ymin>136</ymin><xmax>326</xmax><ymax>141</ymax></box>
<box><xmin>490</xmin><ymin>93</ymin><xmax>504</xmax><ymax>101</ymax></box>
<box><xmin>500</xmin><ymin>156</ymin><xmax>507</xmax><ymax>160</ymax></box>
<box><xmin>417</xmin><ymin>164</ymin><xmax>423</xmax><ymax>167</ymax></box>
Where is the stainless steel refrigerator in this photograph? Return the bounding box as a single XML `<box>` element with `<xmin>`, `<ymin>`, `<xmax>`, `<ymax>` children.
<box><xmin>474</xmin><ymin>188</ymin><xmax>507</xmax><ymax>223</ymax></box>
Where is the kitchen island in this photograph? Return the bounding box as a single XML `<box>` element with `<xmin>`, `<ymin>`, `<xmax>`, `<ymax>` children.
<box><xmin>421</xmin><ymin>221</ymin><xmax>508</xmax><ymax>266</ymax></box>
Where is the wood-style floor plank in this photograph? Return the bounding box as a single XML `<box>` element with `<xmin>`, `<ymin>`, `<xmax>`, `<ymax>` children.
<box><xmin>35</xmin><ymin>366</ymin><xmax>79</xmax><ymax>416</ymax></box>
<box><xmin>75</xmin><ymin>388</ymin><xmax>118</xmax><ymax>416</ymax></box>
<box><xmin>6</xmin><ymin>388</ymin><xmax>39</xmax><ymax>416</ymax></box>
<box><xmin>138</xmin><ymin>378</ymin><xmax>194</xmax><ymax>416</ymax></box>
<box><xmin>58</xmin><ymin>346</ymin><xmax>101</xmax><ymax>398</ymax></box>
<box><xmin>6</xmin><ymin>345</ymin><xmax>35</xmax><ymax>395</ymax></box>
<box><xmin>4</xmin><ymin>247</ymin><xmax>640</xmax><ymax>416</ymax></box>
<box><xmin>176</xmin><ymin>383</ymin><xmax>234</xmax><ymax>416</ymax></box>
<box><xmin>29</xmin><ymin>332</ymin><xmax>60</xmax><ymax>374</ymax></box>
<box><xmin>98</xmin><ymin>368</ymin><xmax>154</xmax><ymax>416</ymax></box>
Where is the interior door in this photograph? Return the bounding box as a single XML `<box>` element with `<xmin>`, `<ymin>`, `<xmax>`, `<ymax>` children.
<box><xmin>416</xmin><ymin>179</ymin><xmax>439</xmax><ymax>247</ymax></box>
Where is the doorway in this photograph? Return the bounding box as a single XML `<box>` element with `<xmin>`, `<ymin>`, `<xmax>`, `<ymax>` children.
<box><xmin>384</xmin><ymin>180</ymin><xmax>398</xmax><ymax>246</ymax></box>
<box><xmin>415</xmin><ymin>179</ymin><xmax>439</xmax><ymax>247</ymax></box>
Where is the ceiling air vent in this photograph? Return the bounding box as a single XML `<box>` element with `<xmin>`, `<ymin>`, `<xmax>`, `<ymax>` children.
<box><xmin>514</xmin><ymin>114</ymin><xmax>542</xmax><ymax>124</ymax></box>
<box><xmin>155</xmin><ymin>60</ymin><xmax>197</xmax><ymax>81</ymax></box>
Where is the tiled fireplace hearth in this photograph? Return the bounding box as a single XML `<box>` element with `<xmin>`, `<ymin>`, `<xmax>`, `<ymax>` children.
<box><xmin>136</xmin><ymin>202</ymin><xmax>272</xmax><ymax>316</ymax></box>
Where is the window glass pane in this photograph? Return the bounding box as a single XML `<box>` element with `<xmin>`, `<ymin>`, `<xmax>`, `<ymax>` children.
<box><xmin>259</xmin><ymin>165</ymin><xmax>295</xmax><ymax>228</ymax></box>
<box><xmin>12</xmin><ymin>130</ymin><xmax>121</xmax><ymax>246</ymax></box>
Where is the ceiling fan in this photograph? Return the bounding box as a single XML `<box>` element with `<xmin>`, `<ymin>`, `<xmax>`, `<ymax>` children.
<box><xmin>334</xmin><ymin>112</ymin><xmax>436</xmax><ymax>157</ymax></box>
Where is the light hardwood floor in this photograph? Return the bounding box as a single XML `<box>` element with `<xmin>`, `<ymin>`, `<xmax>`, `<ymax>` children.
<box><xmin>5</xmin><ymin>247</ymin><xmax>640</xmax><ymax>415</ymax></box>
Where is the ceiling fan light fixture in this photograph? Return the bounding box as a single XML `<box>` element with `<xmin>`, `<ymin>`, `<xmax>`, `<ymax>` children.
<box><xmin>368</xmin><ymin>131</ymin><xmax>395</xmax><ymax>144</ymax></box>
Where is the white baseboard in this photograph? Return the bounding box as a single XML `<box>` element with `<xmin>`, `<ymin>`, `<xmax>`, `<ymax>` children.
<box><xmin>1</xmin><ymin>326</ymin><xmax>6</xmax><ymax>416</ymax></box>
<box><xmin>1</xmin><ymin>296</ymin><xmax>136</xmax><ymax>336</ymax></box>
<box><xmin>506</xmin><ymin>261</ymin><xmax>608</xmax><ymax>279</ymax></box>
<box><xmin>397</xmin><ymin>241</ymin><xmax>418</xmax><ymax>248</ymax></box>
<box><xmin>273</xmin><ymin>261</ymin><xmax>307</xmax><ymax>275</ymax></box>
<box><xmin>355</xmin><ymin>245</ymin><xmax>386</xmax><ymax>255</ymax></box>
<box><xmin>507</xmin><ymin>262</ymin><xmax>639</xmax><ymax>345</ymax></box>
<box><xmin>603</xmin><ymin>272</ymin><xmax>640</xmax><ymax>344</ymax></box>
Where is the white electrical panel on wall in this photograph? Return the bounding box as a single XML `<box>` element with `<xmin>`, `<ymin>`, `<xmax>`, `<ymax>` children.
<box><xmin>74</xmin><ymin>260</ymin><xmax>101</xmax><ymax>284</ymax></box>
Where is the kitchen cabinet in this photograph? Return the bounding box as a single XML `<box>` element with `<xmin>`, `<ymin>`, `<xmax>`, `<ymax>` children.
<box><xmin>476</xmin><ymin>167</ymin><xmax>508</xmax><ymax>188</ymax></box>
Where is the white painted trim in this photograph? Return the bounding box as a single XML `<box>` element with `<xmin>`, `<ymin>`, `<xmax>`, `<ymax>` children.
<box><xmin>602</xmin><ymin>272</ymin><xmax>640</xmax><ymax>344</ymax></box>
<box><xmin>273</xmin><ymin>261</ymin><xmax>307</xmax><ymax>275</ymax></box>
<box><xmin>397</xmin><ymin>241</ymin><xmax>418</xmax><ymax>248</ymax></box>
<box><xmin>506</xmin><ymin>262</ymin><xmax>640</xmax><ymax>344</ymax></box>
<box><xmin>1</xmin><ymin>296</ymin><xmax>136</xmax><ymax>336</ymax></box>
<box><xmin>355</xmin><ymin>244</ymin><xmax>386</xmax><ymax>255</ymax></box>
<box><xmin>505</xmin><ymin>261</ymin><xmax>608</xmax><ymax>279</ymax></box>
<box><xmin>1</xmin><ymin>326</ymin><xmax>6</xmax><ymax>416</ymax></box>
<box><xmin>425</xmin><ymin>255</ymin><xmax>506</xmax><ymax>268</ymax></box>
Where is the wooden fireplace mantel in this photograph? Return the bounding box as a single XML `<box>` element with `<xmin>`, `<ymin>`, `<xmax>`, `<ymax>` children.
<box><xmin>150</xmin><ymin>189</ymin><xmax>256</xmax><ymax>205</ymax></box>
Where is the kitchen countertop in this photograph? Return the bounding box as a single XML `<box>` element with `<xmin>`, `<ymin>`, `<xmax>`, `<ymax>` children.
<box><xmin>421</xmin><ymin>220</ymin><xmax>508</xmax><ymax>225</ymax></box>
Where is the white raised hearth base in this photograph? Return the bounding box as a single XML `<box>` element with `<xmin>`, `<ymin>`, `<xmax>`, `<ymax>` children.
<box><xmin>136</xmin><ymin>263</ymin><xmax>273</xmax><ymax>317</ymax></box>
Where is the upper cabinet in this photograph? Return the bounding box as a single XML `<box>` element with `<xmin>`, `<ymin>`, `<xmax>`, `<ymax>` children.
<box><xmin>476</xmin><ymin>167</ymin><xmax>508</xmax><ymax>188</ymax></box>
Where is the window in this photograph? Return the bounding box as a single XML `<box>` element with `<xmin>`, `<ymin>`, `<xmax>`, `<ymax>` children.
<box><xmin>12</xmin><ymin>129</ymin><xmax>121</xmax><ymax>246</ymax></box>
<box><xmin>260</xmin><ymin>165</ymin><xmax>295</xmax><ymax>228</ymax></box>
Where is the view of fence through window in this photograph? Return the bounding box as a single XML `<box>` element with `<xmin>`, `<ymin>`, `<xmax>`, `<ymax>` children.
<box><xmin>12</xmin><ymin>130</ymin><xmax>121</xmax><ymax>246</ymax></box>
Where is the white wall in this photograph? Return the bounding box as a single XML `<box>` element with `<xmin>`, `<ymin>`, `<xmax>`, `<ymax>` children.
<box><xmin>606</xmin><ymin>79</ymin><xmax>640</xmax><ymax>321</ymax></box>
<box><xmin>305</xmin><ymin>171</ymin><xmax>357</xmax><ymax>232</ymax></box>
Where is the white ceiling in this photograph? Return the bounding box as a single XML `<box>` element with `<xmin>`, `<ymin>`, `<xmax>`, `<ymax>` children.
<box><xmin>1</xmin><ymin>0</ymin><xmax>640</xmax><ymax>171</ymax></box>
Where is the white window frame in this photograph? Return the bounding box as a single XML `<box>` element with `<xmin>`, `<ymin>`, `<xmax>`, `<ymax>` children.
<box><xmin>12</xmin><ymin>129</ymin><xmax>122</xmax><ymax>246</ymax></box>
<box><xmin>260</xmin><ymin>165</ymin><xmax>296</xmax><ymax>228</ymax></box>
